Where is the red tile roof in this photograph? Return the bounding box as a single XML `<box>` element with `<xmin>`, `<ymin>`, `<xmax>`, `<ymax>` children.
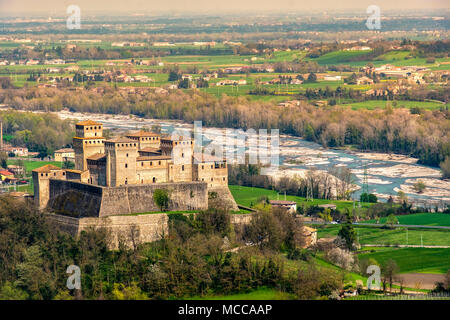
<box><xmin>0</xmin><ymin>170</ymin><xmax>14</xmax><ymax>176</ymax></box>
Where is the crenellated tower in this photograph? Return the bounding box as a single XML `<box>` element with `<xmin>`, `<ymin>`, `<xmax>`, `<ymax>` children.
<box><xmin>73</xmin><ymin>120</ymin><xmax>106</xmax><ymax>171</ymax></box>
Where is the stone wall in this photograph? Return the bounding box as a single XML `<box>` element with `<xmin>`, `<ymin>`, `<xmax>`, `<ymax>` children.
<box><xmin>48</xmin><ymin>179</ymin><xmax>103</xmax><ymax>218</ymax></box>
<box><xmin>46</xmin><ymin>213</ymin><xmax>168</xmax><ymax>250</ymax></box>
<box><xmin>47</xmin><ymin>179</ymin><xmax>208</xmax><ymax>217</ymax></box>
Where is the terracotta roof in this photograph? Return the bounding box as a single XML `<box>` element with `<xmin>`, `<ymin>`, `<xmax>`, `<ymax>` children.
<box><xmin>137</xmin><ymin>155</ymin><xmax>171</xmax><ymax>161</ymax></box>
<box><xmin>86</xmin><ymin>153</ymin><xmax>106</xmax><ymax>161</ymax></box>
<box><xmin>55</xmin><ymin>148</ymin><xmax>74</xmax><ymax>153</ymax></box>
<box><xmin>0</xmin><ymin>170</ymin><xmax>14</xmax><ymax>176</ymax></box>
<box><xmin>105</xmin><ymin>137</ymin><xmax>135</xmax><ymax>144</ymax></box>
<box><xmin>127</xmin><ymin>131</ymin><xmax>160</xmax><ymax>138</ymax></box>
<box><xmin>76</xmin><ymin>120</ymin><xmax>103</xmax><ymax>126</ymax></box>
<box><xmin>32</xmin><ymin>164</ymin><xmax>62</xmax><ymax>173</ymax></box>
<box><xmin>193</xmin><ymin>153</ymin><xmax>224</xmax><ymax>163</ymax></box>
<box><xmin>269</xmin><ymin>200</ymin><xmax>297</xmax><ymax>205</ymax></box>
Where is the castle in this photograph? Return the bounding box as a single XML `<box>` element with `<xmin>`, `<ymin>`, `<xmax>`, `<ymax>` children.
<box><xmin>32</xmin><ymin>120</ymin><xmax>238</xmax><ymax>217</ymax></box>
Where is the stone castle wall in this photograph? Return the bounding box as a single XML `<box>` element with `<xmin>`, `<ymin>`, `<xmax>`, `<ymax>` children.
<box><xmin>46</xmin><ymin>213</ymin><xmax>169</xmax><ymax>250</ymax></box>
<box><xmin>46</xmin><ymin>212</ymin><xmax>251</xmax><ymax>250</ymax></box>
<box><xmin>47</xmin><ymin>179</ymin><xmax>208</xmax><ymax>217</ymax></box>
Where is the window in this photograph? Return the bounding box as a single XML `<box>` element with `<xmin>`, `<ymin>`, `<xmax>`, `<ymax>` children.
<box><xmin>158</xmin><ymin>161</ymin><xmax>161</xmax><ymax>165</ymax></box>
<box><xmin>182</xmin><ymin>153</ymin><xmax>184</xmax><ymax>158</ymax></box>
<box><xmin>125</xmin><ymin>164</ymin><xmax>128</xmax><ymax>168</ymax></box>
<box><xmin>141</xmin><ymin>162</ymin><xmax>144</xmax><ymax>166</ymax></box>
<box><xmin>126</xmin><ymin>153</ymin><xmax>129</xmax><ymax>157</ymax></box>
<box><xmin>182</xmin><ymin>165</ymin><xmax>184</xmax><ymax>171</ymax></box>
<box><xmin>201</xmin><ymin>165</ymin><xmax>204</xmax><ymax>169</ymax></box>
<box><xmin>152</xmin><ymin>177</ymin><xmax>156</xmax><ymax>183</ymax></box>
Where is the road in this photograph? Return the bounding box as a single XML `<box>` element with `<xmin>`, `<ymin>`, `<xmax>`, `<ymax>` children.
<box><xmin>303</xmin><ymin>221</ymin><xmax>450</xmax><ymax>230</ymax></box>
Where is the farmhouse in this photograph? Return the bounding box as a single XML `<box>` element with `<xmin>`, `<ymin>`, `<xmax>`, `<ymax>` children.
<box><xmin>54</xmin><ymin>148</ymin><xmax>75</xmax><ymax>162</ymax></box>
<box><xmin>269</xmin><ymin>200</ymin><xmax>297</xmax><ymax>213</ymax></box>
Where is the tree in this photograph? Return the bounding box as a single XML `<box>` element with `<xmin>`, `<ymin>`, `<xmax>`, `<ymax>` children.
<box><xmin>337</xmin><ymin>211</ymin><xmax>357</xmax><ymax>250</ymax></box>
<box><xmin>0</xmin><ymin>151</ymin><xmax>7</xmax><ymax>168</ymax></box>
<box><xmin>62</xmin><ymin>160</ymin><xmax>75</xmax><ymax>169</ymax></box>
<box><xmin>440</xmin><ymin>156</ymin><xmax>450</xmax><ymax>179</ymax></box>
<box><xmin>382</xmin><ymin>259</ymin><xmax>399</xmax><ymax>292</ymax></box>
<box><xmin>345</xmin><ymin>73</ymin><xmax>358</xmax><ymax>85</ymax></box>
<box><xmin>360</xmin><ymin>192</ymin><xmax>378</xmax><ymax>203</ymax></box>
<box><xmin>413</xmin><ymin>180</ymin><xmax>426</xmax><ymax>194</ymax></box>
<box><xmin>168</xmin><ymin>71</ymin><xmax>180</xmax><ymax>82</ymax></box>
<box><xmin>306</xmin><ymin>72</ymin><xmax>317</xmax><ymax>83</ymax></box>
<box><xmin>153</xmin><ymin>189</ymin><xmax>169</xmax><ymax>211</ymax></box>
<box><xmin>386</xmin><ymin>214</ymin><xmax>399</xmax><ymax>229</ymax></box>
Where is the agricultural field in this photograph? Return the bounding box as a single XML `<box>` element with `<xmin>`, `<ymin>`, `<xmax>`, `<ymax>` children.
<box><xmin>358</xmin><ymin>247</ymin><xmax>450</xmax><ymax>274</ymax></box>
<box><xmin>229</xmin><ymin>185</ymin><xmax>372</xmax><ymax>210</ymax></box>
<box><xmin>363</xmin><ymin>213</ymin><xmax>450</xmax><ymax>227</ymax></box>
<box><xmin>338</xmin><ymin>100</ymin><xmax>447</xmax><ymax>110</ymax></box>
<box><xmin>316</xmin><ymin>225</ymin><xmax>450</xmax><ymax>247</ymax></box>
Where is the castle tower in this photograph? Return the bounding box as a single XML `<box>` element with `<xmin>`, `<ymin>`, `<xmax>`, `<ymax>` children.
<box><xmin>105</xmin><ymin>137</ymin><xmax>138</xmax><ymax>187</ymax></box>
<box><xmin>32</xmin><ymin>164</ymin><xmax>66</xmax><ymax>210</ymax></box>
<box><xmin>73</xmin><ymin>120</ymin><xmax>105</xmax><ymax>171</ymax></box>
<box><xmin>126</xmin><ymin>131</ymin><xmax>161</xmax><ymax>150</ymax></box>
<box><xmin>161</xmin><ymin>137</ymin><xmax>194</xmax><ymax>182</ymax></box>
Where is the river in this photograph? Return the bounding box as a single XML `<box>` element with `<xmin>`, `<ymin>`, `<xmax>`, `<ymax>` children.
<box><xmin>54</xmin><ymin>110</ymin><xmax>450</xmax><ymax>209</ymax></box>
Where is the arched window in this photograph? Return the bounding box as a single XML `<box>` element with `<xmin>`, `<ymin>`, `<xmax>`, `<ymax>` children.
<box><xmin>152</xmin><ymin>177</ymin><xmax>156</xmax><ymax>183</ymax></box>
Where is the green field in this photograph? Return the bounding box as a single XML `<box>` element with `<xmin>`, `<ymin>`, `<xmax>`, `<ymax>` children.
<box><xmin>316</xmin><ymin>225</ymin><xmax>450</xmax><ymax>247</ymax></box>
<box><xmin>7</xmin><ymin>160</ymin><xmax>62</xmax><ymax>175</ymax></box>
<box><xmin>363</xmin><ymin>213</ymin><xmax>450</xmax><ymax>227</ymax></box>
<box><xmin>229</xmin><ymin>185</ymin><xmax>371</xmax><ymax>210</ymax></box>
<box><xmin>339</xmin><ymin>100</ymin><xmax>447</xmax><ymax>110</ymax></box>
<box><xmin>187</xmin><ymin>287</ymin><xmax>294</xmax><ymax>300</ymax></box>
<box><xmin>306</xmin><ymin>50</ymin><xmax>373</xmax><ymax>66</ymax></box>
<box><xmin>358</xmin><ymin>248</ymin><xmax>450</xmax><ymax>274</ymax></box>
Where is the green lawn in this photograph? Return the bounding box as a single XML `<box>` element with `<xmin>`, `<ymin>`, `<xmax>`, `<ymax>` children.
<box><xmin>358</xmin><ymin>248</ymin><xmax>450</xmax><ymax>274</ymax></box>
<box><xmin>363</xmin><ymin>213</ymin><xmax>450</xmax><ymax>227</ymax></box>
<box><xmin>316</xmin><ymin>225</ymin><xmax>450</xmax><ymax>247</ymax></box>
<box><xmin>7</xmin><ymin>160</ymin><xmax>62</xmax><ymax>175</ymax></box>
<box><xmin>339</xmin><ymin>100</ymin><xmax>446</xmax><ymax>110</ymax></box>
<box><xmin>229</xmin><ymin>185</ymin><xmax>371</xmax><ymax>210</ymax></box>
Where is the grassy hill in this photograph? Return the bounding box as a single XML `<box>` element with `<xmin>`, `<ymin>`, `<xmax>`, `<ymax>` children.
<box><xmin>363</xmin><ymin>213</ymin><xmax>450</xmax><ymax>227</ymax></box>
<box><xmin>358</xmin><ymin>247</ymin><xmax>450</xmax><ymax>274</ymax></box>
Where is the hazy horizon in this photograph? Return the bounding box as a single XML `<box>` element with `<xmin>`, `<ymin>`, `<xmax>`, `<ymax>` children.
<box><xmin>0</xmin><ymin>0</ymin><xmax>449</xmax><ymax>17</ymax></box>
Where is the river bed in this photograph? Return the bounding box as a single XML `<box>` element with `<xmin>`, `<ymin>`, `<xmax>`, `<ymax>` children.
<box><xmin>54</xmin><ymin>110</ymin><xmax>449</xmax><ymax>208</ymax></box>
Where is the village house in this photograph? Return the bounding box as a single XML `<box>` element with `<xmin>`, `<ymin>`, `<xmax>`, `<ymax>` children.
<box><xmin>269</xmin><ymin>200</ymin><xmax>297</xmax><ymax>213</ymax></box>
<box><xmin>0</xmin><ymin>169</ymin><xmax>14</xmax><ymax>181</ymax></box>
<box><xmin>356</xmin><ymin>76</ymin><xmax>374</xmax><ymax>85</ymax></box>
<box><xmin>54</xmin><ymin>148</ymin><xmax>75</xmax><ymax>162</ymax></box>
<box><xmin>3</xmin><ymin>145</ymin><xmax>28</xmax><ymax>156</ymax></box>
<box><xmin>7</xmin><ymin>165</ymin><xmax>25</xmax><ymax>177</ymax></box>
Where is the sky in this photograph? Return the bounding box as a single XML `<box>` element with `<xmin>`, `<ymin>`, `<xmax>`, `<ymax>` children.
<box><xmin>0</xmin><ymin>0</ymin><xmax>448</xmax><ymax>16</ymax></box>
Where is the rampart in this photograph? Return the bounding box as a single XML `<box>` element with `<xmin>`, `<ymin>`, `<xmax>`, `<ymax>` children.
<box><xmin>48</xmin><ymin>179</ymin><xmax>208</xmax><ymax>217</ymax></box>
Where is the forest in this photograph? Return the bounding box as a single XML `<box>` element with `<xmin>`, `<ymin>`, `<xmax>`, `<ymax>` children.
<box><xmin>0</xmin><ymin>196</ymin><xmax>346</xmax><ymax>300</ymax></box>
